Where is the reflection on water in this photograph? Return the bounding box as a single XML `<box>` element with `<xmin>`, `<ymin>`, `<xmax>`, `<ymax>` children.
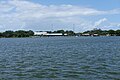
<box><xmin>0</xmin><ymin>37</ymin><xmax>120</xmax><ymax>80</ymax></box>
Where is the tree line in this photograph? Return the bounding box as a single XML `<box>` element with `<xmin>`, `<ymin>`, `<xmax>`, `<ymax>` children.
<box><xmin>0</xmin><ymin>30</ymin><xmax>75</xmax><ymax>38</ymax></box>
<box><xmin>46</xmin><ymin>30</ymin><xmax>75</xmax><ymax>36</ymax></box>
<box><xmin>82</xmin><ymin>28</ymin><xmax>120</xmax><ymax>36</ymax></box>
<box><xmin>0</xmin><ymin>30</ymin><xmax>34</xmax><ymax>38</ymax></box>
<box><xmin>1</xmin><ymin>29</ymin><xmax>120</xmax><ymax>38</ymax></box>
<box><xmin>53</xmin><ymin>29</ymin><xmax>120</xmax><ymax>36</ymax></box>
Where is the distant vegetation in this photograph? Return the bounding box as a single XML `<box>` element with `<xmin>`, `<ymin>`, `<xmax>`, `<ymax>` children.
<box><xmin>50</xmin><ymin>29</ymin><xmax>120</xmax><ymax>36</ymax></box>
<box><xmin>81</xmin><ymin>28</ymin><xmax>120</xmax><ymax>36</ymax></box>
<box><xmin>0</xmin><ymin>30</ymin><xmax>75</xmax><ymax>38</ymax></box>
<box><xmin>0</xmin><ymin>30</ymin><xmax>34</xmax><ymax>38</ymax></box>
<box><xmin>1</xmin><ymin>29</ymin><xmax>120</xmax><ymax>38</ymax></box>
<box><xmin>47</xmin><ymin>30</ymin><xmax>75</xmax><ymax>36</ymax></box>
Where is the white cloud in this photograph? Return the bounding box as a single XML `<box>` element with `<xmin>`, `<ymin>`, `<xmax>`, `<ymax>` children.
<box><xmin>91</xmin><ymin>18</ymin><xmax>120</xmax><ymax>30</ymax></box>
<box><xmin>0</xmin><ymin>0</ymin><xmax>120</xmax><ymax>31</ymax></box>
<box><xmin>94</xmin><ymin>18</ymin><xmax>107</xmax><ymax>27</ymax></box>
<box><xmin>1</xmin><ymin>0</ymin><xmax>120</xmax><ymax>18</ymax></box>
<box><xmin>117</xmin><ymin>24</ymin><xmax>120</xmax><ymax>27</ymax></box>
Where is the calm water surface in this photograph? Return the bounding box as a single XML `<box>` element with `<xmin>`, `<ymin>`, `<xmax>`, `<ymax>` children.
<box><xmin>0</xmin><ymin>37</ymin><xmax>120</xmax><ymax>80</ymax></box>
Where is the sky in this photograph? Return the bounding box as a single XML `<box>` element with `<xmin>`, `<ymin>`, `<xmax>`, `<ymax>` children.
<box><xmin>0</xmin><ymin>0</ymin><xmax>120</xmax><ymax>32</ymax></box>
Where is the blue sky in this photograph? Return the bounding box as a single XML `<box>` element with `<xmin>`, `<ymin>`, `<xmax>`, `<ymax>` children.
<box><xmin>30</xmin><ymin>0</ymin><xmax>120</xmax><ymax>10</ymax></box>
<box><xmin>0</xmin><ymin>0</ymin><xmax>120</xmax><ymax>32</ymax></box>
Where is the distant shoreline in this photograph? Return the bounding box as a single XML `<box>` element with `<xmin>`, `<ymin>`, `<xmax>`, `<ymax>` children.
<box><xmin>1</xmin><ymin>29</ymin><xmax>120</xmax><ymax>38</ymax></box>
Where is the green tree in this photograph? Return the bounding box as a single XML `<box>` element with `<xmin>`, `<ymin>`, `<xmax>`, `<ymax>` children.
<box><xmin>115</xmin><ymin>30</ymin><xmax>120</xmax><ymax>36</ymax></box>
<box><xmin>65</xmin><ymin>30</ymin><xmax>75</xmax><ymax>36</ymax></box>
<box><xmin>0</xmin><ymin>33</ymin><xmax>3</xmax><ymax>38</ymax></box>
<box><xmin>108</xmin><ymin>30</ymin><xmax>115</xmax><ymax>36</ymax></box>
<box><xmin>2</xmin><ymin>31</ymin><xmax>14</xmax><ymax>37</ymax></box>
<box><xmin>27</xmin><ymin>30</ymin><xmax>34</xmax><ymax>36</ymax></box>
<box><xmin>14</xmin><ymin>30</ymin><xmax>29</xmax><ymax>37</ymax></box>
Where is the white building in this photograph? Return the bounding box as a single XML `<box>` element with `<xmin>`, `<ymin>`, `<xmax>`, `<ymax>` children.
<box><xmin>82</xmin><ymin>33</ymin><xmax>90</xmax><ymax>36</ymax></box>
<box><xmin>45</xmin><ymin>33</ymin><xmax>63</xmax><ymax>36</ymax></box>
<box><xmin>34</xmin><ymin>31</ymin><xmax>47</xmax><ymax>35</ymax></box>
<box><xmin>34</xmin><ymin>31</ymin><xmax>68</xmax><ymax>36</ymax></box>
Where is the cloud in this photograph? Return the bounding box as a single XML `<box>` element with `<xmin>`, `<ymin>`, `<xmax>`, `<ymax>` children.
<box><xmin>94</xmin><ymin>18</ymin><xmax>107</xmax><ymax>27</ymax></box>
<box><xmin>1</xmin><ymin>0</ymin><xmax>119</xmax><ymax>18</ymax></box>
<box><xmin>0</xmin><ymin>0</ymin><xmax>120</xmax><ymax>31</ymax></box>
<box><xmin>92</xmin><ymin>18</ymin><xmax>120</xmax><ymax>30</ymax></box>
<box><xmin>117</xmin><ymin>24</ymin><xmax>120</xmax><ymax>27</ymax></box>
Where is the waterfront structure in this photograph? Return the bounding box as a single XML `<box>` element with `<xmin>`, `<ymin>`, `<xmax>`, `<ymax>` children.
<box><xmin>45</xmin><ymin>33</ymin><xmax>63</xmax><ymax>36</ymax></box>
<box><xmin>82</xmin><ymin>33</ymin><xmax>99</xmax><ymax>36</ymax></box>
<box><xmin>34</xmin><ymin>31</ymin><xmax>47</xmax><ymax>36</ymax></box>
<box><xmin>82</xmin><ymin>33</ymin><xmax>90</xmax><ymax>36</ymax></box>
<box><xmin>34</xmin><ymin>31</ymin><xmax>67</xmax><ymax>36</ymax></box>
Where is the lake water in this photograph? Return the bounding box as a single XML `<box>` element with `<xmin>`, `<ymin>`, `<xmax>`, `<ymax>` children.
<box><xmin>0</xmin><ymin>37</ymin><xmax>120</xmax><ymax>80</ymax></box>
